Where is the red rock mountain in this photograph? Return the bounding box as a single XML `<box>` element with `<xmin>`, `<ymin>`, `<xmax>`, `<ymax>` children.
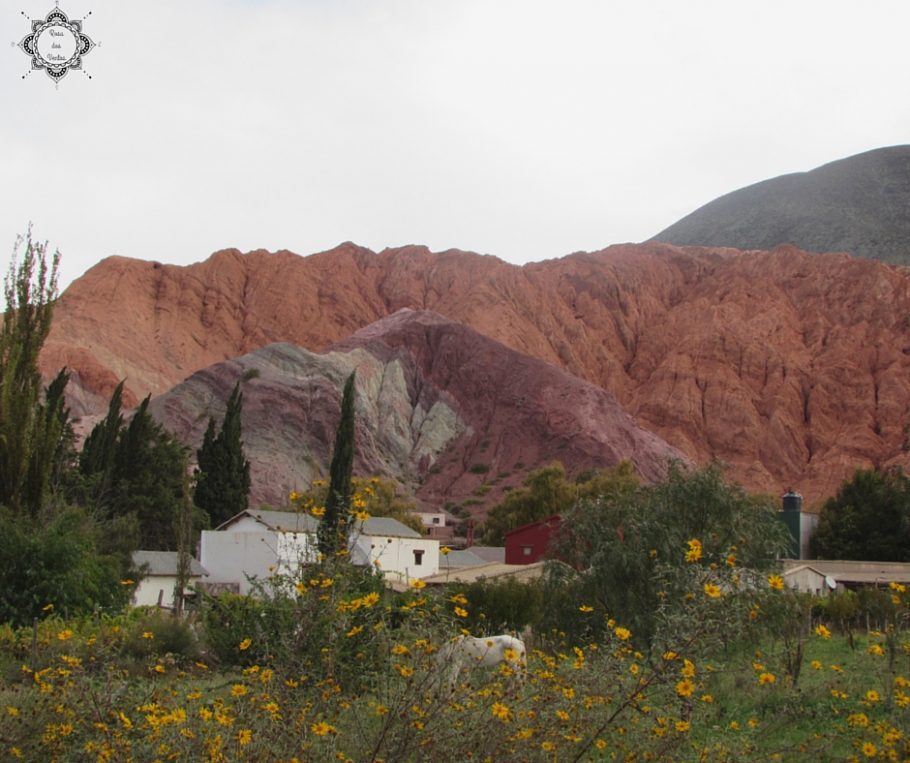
<box><xmin>147</xmin><ymin>310</ymin><xmax>684</xmax><ymax>509</ymax></box>
<box><xmin>42</xmin><ymin>242</ymin><xmax>910</xmax><ymax>504</ymax></box>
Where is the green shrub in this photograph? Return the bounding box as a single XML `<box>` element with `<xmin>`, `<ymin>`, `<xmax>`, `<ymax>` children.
<box><xmin>121</xmin><ymin>611</ymin><xmax>200</xmax><ymax>663</ymax></box>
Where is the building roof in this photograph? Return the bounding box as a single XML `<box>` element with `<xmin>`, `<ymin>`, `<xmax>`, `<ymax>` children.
<box><xmin>466</xmin><ymin>546</ymin><xmax>506</xmax><ymax>563</ymax></box>
<box><xmin>354</xmin><ymin>516</ymin><xmax>422</xmax><ymax>539</ymax></box>
<box><xmin>782</xmin><ymin>559</ymin><xmax>910</xmax><ymax>585</ymax></box>
<box><xmin>440</xmin><ymin>549</ymin><xmax>488</xmax><ymax>568</ymax></box>
<box><xmin>421</xmin><ymin>560</ymin><xmax>548</xmax><ymax>586</ymax></box>
<box><xmin>132</xmin><ymin>550</ymin><xmax>207</xmax><ymax>577</ymax></box>
<box><xmin>215</xmin><ymin>510</ymin><xmax>419</xmax><ymax>538</ymax></box>
<box><xmin>216</xmin><ymin>509</ymin><xmax>319</xmax><ymax>533</ymax></box>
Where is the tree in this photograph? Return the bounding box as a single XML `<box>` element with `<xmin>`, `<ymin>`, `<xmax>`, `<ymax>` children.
<box><xmin>77</xmin><ymin>379</ymin><xmax>124</xmax><ymax>509</ymax></box>
<box><xmin>0</xmin><ymin>506</ymin><xmax>133</xmax><ymax>627</ymax></box>
<box><xmin>318</xmin><ymin>372</ymin><xmax>356</xmax><ymax>557</ymax></box>
<box><xmin>482</xmin><ymin>461</ymin><xmax>639</xmax><ymax>545</ymax></box>
<box><xmin>810</xmin><ymin>467</ymin><xmax>910</xmax><ymax>561</ymax></box>
<box><xmin>194</xmin><ymin>382</ymin><xmax>251</xmax><ymax>527</ymax></box>
<box><xmin>544</xmin><ymin>463</ymin><xmax>791</xmax><ymax>647</ymax></box>
<box><xmin>0</xmin><ymin>228</ymin><xmax>61</xmax><ymax>515</ymax></box>
<box><xmin>109</xmin><ymin>396</ymin><xmax>186</xmax><ymax>550</ymax></box>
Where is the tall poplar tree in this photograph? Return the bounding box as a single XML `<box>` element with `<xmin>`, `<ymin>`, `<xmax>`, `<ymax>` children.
<box><xmin>317</xmin><ymin>372</ymin><xmax>356</xmax><ymax>557</ymax></box>
<box><xmin>194</xmin><ymin>382</ymin><xmax>251</xmax><ymax>527</ymax></box>
<box><xmin>0</xmin><ymin>228</ymin><xmax>61</xmax><ymax>515</ymax></box>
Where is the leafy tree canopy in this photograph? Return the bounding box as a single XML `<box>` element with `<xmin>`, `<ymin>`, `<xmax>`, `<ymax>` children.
<box><xmin>482</xmin><ymin>461</ymin><xmax>640</xmax><ymax>545</ymax></box>
<box><xmin>544</xmin><ymin>462</ymin><xmax>791</xmax><ymax>647</ymax></box>
<box><xmin>810</xmin><ymin>467</ymin><xmax>910</xmax><ymax>562</ymax></box>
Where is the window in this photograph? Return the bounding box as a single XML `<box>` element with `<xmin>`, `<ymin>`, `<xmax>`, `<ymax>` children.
<box><xmin>522</xmin><ymin>545</ymin><xmax>533</xmax><ymax>557</ymax></box>
<box><xmin>432</xmin><ymin>517</ymin><xmax>440</xmax><ymax>524</ymax></box>
<box><xmin>413</xmin><ymin>549</ymin><xmax>425</xmax><ymax>566</ymax></box>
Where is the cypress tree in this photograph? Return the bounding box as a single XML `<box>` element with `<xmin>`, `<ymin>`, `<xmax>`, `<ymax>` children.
<box><xmin>23</xmin><ymin>367</ymin><xmax>73</xmax><ymax>514</ymax></box>
<box><xmin>194</xmin><ymin>382</ymin><xmax>251</xmax><ymax>527</ymax></box>
<box><xmin>109</xmin><ymin>396</ymin><xmax>186</xmax><ymax>550</ymax></box>
<box><xmin>79</xmin><ymin>380</ymin><xmax>124</xmax><ymax>510</ymax></box>
<box><xmin>318</xmin><ymin>372</ymin><xmax>356</xmax><ymax>557</ymax></box>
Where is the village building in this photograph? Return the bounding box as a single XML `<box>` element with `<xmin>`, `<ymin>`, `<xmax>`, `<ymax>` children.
<box><xmin>503</xmin><ymin>515</ymin><xmax>561</xmax><ymax>564</ymax></box>
<box><xmin>199</xmin><ymin>509</ymin><xmax>440</xmax><ymax>593</ymax></box>
<box><xmin>131</xmin><ymin>550</ymin><xmax>208</xmax><ymax>609</ymax></box>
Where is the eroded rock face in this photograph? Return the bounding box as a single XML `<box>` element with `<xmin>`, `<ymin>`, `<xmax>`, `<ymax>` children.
<box><xmin>148</xmin><ymin>310</ymin><xmax>684</xmax><ymax>510</ymax></box>
<box><xmin>44</xmin><ymin>242</ymin><xmax>910</xmax><ymax>503</ymax></box>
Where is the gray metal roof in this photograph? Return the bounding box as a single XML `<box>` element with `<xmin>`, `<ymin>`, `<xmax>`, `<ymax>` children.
<box><xmin>217</xmin><ymin>509</ymin><xmax>319</xmax><ymax>533</ymax></box>
<box><xmin>217</xmin><ymin>509</ymin><xmax>416</xmax><ymax>538</ymax></box>
<box><xmin>465</xmin><ymin>546</ymin><xmax>506</xmax><ymax>563</ymax></box>
<box><xmin>132</xmin><ymin>550</ymin><xmax>207</xmax><ymax>577</ymax></box>
<box><xmin>355</xmin><ymin>516</ymin><xmax>422</xmax><ymax>539</ymax></box>
<box><xmin>421</xmin><ymin>561</ymin><xmax>548</xmax><ymax>585</ymax></box>
<box><xmin>440</xmin><ymin>549</ymin><xmax>488</xmax><ymax>568</ymax></box>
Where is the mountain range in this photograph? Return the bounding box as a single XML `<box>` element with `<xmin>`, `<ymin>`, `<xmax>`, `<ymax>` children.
<box><xmin>652</xmin><ymin>145</ymin><xmax>910</xmax><ymax>265</ymax></box>
<box><xmin>41</xmin><ymin>236</ymin><xmax>910</xmax><ymax>507</ymax></box>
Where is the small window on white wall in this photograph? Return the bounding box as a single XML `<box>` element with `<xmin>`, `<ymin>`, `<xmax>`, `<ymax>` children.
<box><xmin>413</xmin><ymin>549</ymin><xmax>425</xmax><ymax>566</ymax></box>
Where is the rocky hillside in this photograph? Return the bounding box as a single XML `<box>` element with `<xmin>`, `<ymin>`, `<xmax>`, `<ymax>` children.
<box><xmin>43</xmin><ymin>242</ymin><xmax>910</xmax><ymax>503</ymax></box>
<box><xmin>652</xmin><ymin>145</ymin><xmax>910</xmax><ymax>264</ymax></box>
<box><xmin>148</xmin><ymin>310</ymin><xmax>683</xmax><ymax>510</ymax></box>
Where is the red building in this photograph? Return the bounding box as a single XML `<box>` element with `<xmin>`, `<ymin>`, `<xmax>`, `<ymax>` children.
<box><xmin>504</xmin><ymin>515</ymin><xmax>561</xmax><ymax>565</ymax></box>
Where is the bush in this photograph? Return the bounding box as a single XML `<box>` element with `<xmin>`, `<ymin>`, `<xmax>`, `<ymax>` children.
<box><xmin>121</xmin><ymin>611</ymin><xmax>200</xmax><ymax>663</ymax></box>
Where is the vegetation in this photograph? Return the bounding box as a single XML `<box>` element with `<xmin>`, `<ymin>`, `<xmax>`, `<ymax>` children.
<box><xmin>482</xmin><ymin>460</ymin><xmax>639</xmax><ymax>544</ymax></box>
<box><xmin>0</xmin><ymin>228</ymin><xmax>61</xmax><ymax>516</ymax></box>
<box><xmin>547</xmin><ymin>462</ymin><xmax>792</xmax><ymax>647</ymax></box>
<box><xmin>4</xmin><ymin>538</ymin><xmax>910</xmax><ymax>761</ymax></box>
<box><xmin>291</xmin><ymin>475</ymin><xmax>423</xmax><ymax>534</ymax></box>
<box><xmin>812</xmin><ymin>467</ymin><xmax>910</xmax><ymax>561</ymax></box>
<box><xmin>318</xmin><ymin>372</ymin><xmax>356</xmax><ymax>556</ymax></box>
<box><xmin>194</xmin><ymin>382</ymin><xmax>251</xmax><ymax>528</ymax></box>
<box><xmin>7</xmin><ymin>230</ymin><xmax>910</xmax><ymax>759</ymax></box>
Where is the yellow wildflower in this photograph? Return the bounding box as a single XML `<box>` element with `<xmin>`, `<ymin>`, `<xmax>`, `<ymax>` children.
<box><xmin>311</xmin><ymin>721</ymin><xmax>337</xmax><ymax>736</ymax></box>
<box><xmin>238</xmin><ymin>638</ymin><xmax>252</xmax><ymax>651</ymax></box>
<box><xmin>767</xmin><ymin>575</ymin><xmax>784</xmax><ymax>590</ymax></box>
<box><xmin>491</xmin><ymin>702</ymin><xmax>512</xmax><ymax>721</ymax></box>
<box><xmin>675</xmin><ymin>679</ymin><xmax>695</xmax><ymax>697</ymax></box>
<box><xmin>703</xmin><ymin>583</ymin><xmax>722</xmax><ymax>598</ymax></box>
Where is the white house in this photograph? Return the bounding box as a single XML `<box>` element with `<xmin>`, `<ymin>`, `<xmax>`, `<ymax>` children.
<box><xmin>199</xmin><ymin>510</ymin><xmax>439</xmax><ymax>593</ymax></box>
<box><xmin>200</xmin><ymin>510</ymin><xmax>319</xmax><ymax>595</ymax></box>
<box><xmin>350</xmin><ymin>517</ymin><xmax>440</xmax><ymax>584</ymax></box>
<box><xmin>131</xmin><ymin>550</ymin><xmax>208</xmax><ymax>609</ymax></box>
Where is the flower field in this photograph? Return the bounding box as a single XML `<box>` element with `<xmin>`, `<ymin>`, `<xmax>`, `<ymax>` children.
<box><xmin>2</xmin><ymin>546</ymin><xmax>910</xmax><ymax>761</ymax></box>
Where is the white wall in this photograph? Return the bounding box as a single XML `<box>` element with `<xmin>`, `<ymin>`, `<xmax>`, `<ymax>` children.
<box><xmin>352</xmin><ymin>533</ymin><xmax>440</xmax><ymax>583</ymax></box>
<box><xmin>133</xmin><ymin>575</ymin><xmax>179</xmax><ymax>608</ymax></box>
<box><xmin>200</xmin><ymin>525</ymin><xmax>318</xmax><ymax>596</ymax></box>
<box><xmin>200</xmin><ymin>529</ymin><xmax>279</xmax><ymax>596</ymax></box>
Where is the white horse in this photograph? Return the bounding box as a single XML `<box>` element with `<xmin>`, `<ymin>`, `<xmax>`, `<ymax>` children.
<box><xmin>436</xmin><ymin>634</ymin><xmax>527</xmax><ymax>692</ymax></box>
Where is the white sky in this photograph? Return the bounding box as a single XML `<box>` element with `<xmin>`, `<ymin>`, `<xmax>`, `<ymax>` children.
<box><xmin>2</xmin><ymin>0</ymin><xmax>910</xmax><ymax>293</ymax></box>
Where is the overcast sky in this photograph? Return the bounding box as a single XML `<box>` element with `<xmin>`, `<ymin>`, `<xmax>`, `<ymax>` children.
<box><xmin>3</xmin><ymin>0</ymin><xmax>910</xmax><ymax>293</ymax></box>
